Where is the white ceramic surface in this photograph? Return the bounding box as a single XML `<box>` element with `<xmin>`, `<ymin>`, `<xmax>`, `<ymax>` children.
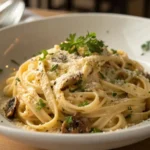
<box><xmin>0</xmin><ymin>14</ymin><xmax>150</xmax><ymax>150</ymax></box>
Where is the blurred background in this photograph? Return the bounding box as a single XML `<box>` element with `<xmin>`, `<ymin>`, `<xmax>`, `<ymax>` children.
<box><xmin>23</xmin><ymin>0</ymin><xmax>150</xmax><ymax>17</ymax></box>
<box><xmin>0</xmin><ymin>0</ymin><xmax>150</xmax><ymax>28</ymax></box>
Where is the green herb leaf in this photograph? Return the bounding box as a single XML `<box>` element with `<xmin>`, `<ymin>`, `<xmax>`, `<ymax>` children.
<box><xmin>50</xmin><ymin>64</ymin><xmax>59</xmax><ymax>71</ymax></box>
<box><xmin>99</xmin><ymin>72</ymin><xmax>105</xmax><ymax>79</ymax></box>
<box><xmin>36</xmin><ymin>99</ymin><xmax>46</xmax><ymax>110</ymax></box>
<box><xmin>78</xmin><ymin>101</ymin><xmax>89</xmax><ymax>107</ymax></box>
<box><xmin>112</xmin><ymin>92</ymin><xmax>117</xmax><ymax>97</ymax></box>
<box><xmin>128</xmin><ymin>106</ymin><xmax>132</xmax><ymax>110</ymax></box>
<box><xmin>59</xmin><ymin>32</ymin><xmax>105</xmax><ymax>56</ymax></box>
<box><xmin>111</xmin><ymin>49</ymin><xmax>117</xmax><ymax>54</ymax></box>
<box><xmin>11</xmin><ymin>59</ymin><xmax>20</xmax><ymax>66</ymax></box>
<box><xmin>69</xmin><ymin>79</ymin><xmax>85</xmax><ymax>92</ymax></box>
<box><xmin>65</xmin><ymin>116</ymin><xmax>73</xmax><ymax>124</ymax></box>
<box><xmin>15</xmin><ymin>77</ymin><xmax>21</xmax><ymax>85</ymax></box>
<box><xmin>16</xmin><ymin>77</ymin><xmax>20</xmax><ymax>82</ymax></box>
<box><xmin>0</xmin><ymin>69</ymin><xmax>3</xmax><ymax>73</ymax></box>
<box><xmin>39</xmin><ymin>50</ymin><xmax>48</xmax><ymax>61</ymax></box>
<box><xmin>84</xmin><ymin>50</ymin><xmax>92</xmax><ymax>56</ymax></box>
<box><xmin>90</xmin><ymin>128</ymin><xmax>102</xmax><ymax>133</ymax></box>
<box><xmin>141</xmin><ymin>41</ymin><xmax>150</xmax><ymax>53</ymax></box>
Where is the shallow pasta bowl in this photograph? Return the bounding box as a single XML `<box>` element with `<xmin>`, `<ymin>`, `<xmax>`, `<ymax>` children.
<box><xmin>0</xmin><ymin>13</ymin><xmax>150</xmax><ymax>150</ymax></box>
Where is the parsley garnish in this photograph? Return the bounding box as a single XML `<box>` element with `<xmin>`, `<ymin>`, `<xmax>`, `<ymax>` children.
<box><xmin>39</xmin><ymin>50</ymin><xmax>48</xmax><ymax>61</ymax></box>
<box><xmin>112</xmin><ymin>92</ymin><xmax>117</xmax><ymax>97</ymax></box>
<box><xmin>59</xmin><ymin>32</ymin><xmax>105</xmax><ymax>56</ymax></box>
<box><xmin>84</xmin><ymin>50</ymin><xmax>92</xmax><ymax>56</ymax></box>
<box><xmin>111</xmin><ymin>49</ymin><xmax>117</xmax><ymax>54</ymax></box>
<box><xmin>50</xmin><ymin>64</ymin><xmax>58</xmax><ymax>71</ymax></box>
<box><xmin>128</xmin><ymin>106</ymin><xmax>132</xmax><ymax>110</ymax></box>
<box><xmin>15</xmin><ymin>77</ymin><xmax>20</xmax><ymax>85</ymax></box>
<box><xmin>99</xmin><ymin>72</ymin><xmax>105</xmax><ymax>79</ymax></box>
<box><xmin>36</xmin><ymin>99</ymin><xmax>46</xmax><ymax>110</ymax></box>
<box><xmin>141</xmin><ymin>41</ymin><xmax>150</xmax><ymax>52</ymax></box>
<box><xmin>65</xmin><ymin>116</ymin><xmax>73</xmax><ymax>124</ymax></box>
<box><xmin>11</xmin><ymin>59</ymin><xmax>20</xmax><ymax>66</ymax></box>
<box><xmin>78</xmin><ymin>101</ymin><xmax>89</xmax><ymax>107</ymax></box>
<box><xmin>16</xmin><ymin>77</ymin><xmax>20</xmax><ymax>82</ymax></box>
<box><xmin>90</xmin><ymin>128</ymin><xmax>102</xmax><ymax>133</ymax></box>
<box><xmin>0</xmin><ymin>69</ymin><xmax>3</xmax><ymax>73</ymax></box>
<box><xmin>69</xmin><ymin>80</ymin><xmax>85</xmax><ymax>92</ymax></box>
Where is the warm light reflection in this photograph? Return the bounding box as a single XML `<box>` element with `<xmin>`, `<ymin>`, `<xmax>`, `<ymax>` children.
<box><xmin>5</xmin><ymin>65</ymin><xmax>9</xmax><ymax>68</ymax></box>
<box><xmin>4</xmin><ymin>37</ymin><xmax>20</xmax><ymax>56</ymax></box>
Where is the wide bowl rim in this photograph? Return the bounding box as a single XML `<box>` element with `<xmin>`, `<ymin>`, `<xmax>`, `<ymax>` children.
<box><xmin>0</xmin><ymin>13</ymin><xmax>150</xmax><ymax>139</ymax></box>
<box><xmin>0</xmin><ymin>12</ymin><xmax>150</xmax><ymax>32</ymax></box>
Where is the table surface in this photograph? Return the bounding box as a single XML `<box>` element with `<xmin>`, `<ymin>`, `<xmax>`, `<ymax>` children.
<box><xmin>0</xmin><ymin>8</ymin><xmax>150</xmax><ymax>150</ymax></box>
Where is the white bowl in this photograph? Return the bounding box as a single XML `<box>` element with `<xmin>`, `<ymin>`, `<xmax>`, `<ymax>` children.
<box><xmin>0</xmin><ymin>13</ymin><xmax>150</xmax><ymax>150</ymax></box>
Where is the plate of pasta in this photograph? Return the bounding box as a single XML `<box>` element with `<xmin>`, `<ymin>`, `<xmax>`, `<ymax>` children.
<box><xmin>0</xmin><ymin>13</ymin><xmax>150</xmax><ymax>150</ymax></box>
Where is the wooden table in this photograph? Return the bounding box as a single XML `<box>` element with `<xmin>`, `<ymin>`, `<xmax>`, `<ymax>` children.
<box><xmin>0</xmin><ymin>8</ymin><xmax>150</xmax><ymax>150</ymax></box>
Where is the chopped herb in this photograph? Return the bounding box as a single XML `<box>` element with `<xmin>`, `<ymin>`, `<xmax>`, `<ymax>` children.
<box><xmin>84</xmin><ymin>50</ymin><xmax>92</xmax><ymax>56</ymax></box>
<box><xmin>90</xmin><ymin>128</ymin><xmax>102</xmax><ymax>133</ymax></box>
<box><xmin>65</xmin><ymin>116</ymin><xmax>73</xmax><ymax>124</ymax></box>
<box><xmin>78</xmin><ymin>101</ymin><xmax>89</xmax><ymax>107</ymax></box>
<box><xmin>69</xmin><ymin>80</ymin><xmax>85</xmax><ymax>92</ymax></box>
<box><xmin>0</xmin><ymin>69</ymin><xmax>3</xmax><ymax>73</ymax></box>
<box><xmin>36</xmin><ymin>99</ymin><xmax>46</xmax><ymax>110</ymax></box>
<box><xmin>112</xmin><ymin>92</ymin><xmax>117</xmax><ymax>97</ymax></box>
<box><xmin>99</xmin><ymin>72</ymin><xmax>105</xmax><ymax>79</ymax></box>
<box><xmin>11</xmin><ymin>59</ymin><xmax>20</xmax><ymax>66</ymax></box>
<box><xmin>128</xmin><ymin>106</ymin><xmax>132</xmax><ymax>110</ymax></box>
<box><xmin>50</xmin><ymin>64</ymin><xmax>59</xmax><ymax>71</ymax></box>
<box><xmin>141</xmin><ymin>41</ymin><xmax>150</xmax><ymax>52</ymax></box>
<box><xmin>75</xmin><ymin>80</ymin><xmax>85</xmax><ymax>92</ymax></box>
<box><xmin>141</xmin><ymin>53</ymin><xmax>145</xmax><ymax>56</ymax></box>
<box><xmin>111</xmin><ymin>49</ymin><xmax>117</xmax><ymax>54</ymax></box>
<box><xmin>16</xmin><ymin>77</ymin><xmax>20</xmax><ymax>82</ymax></box>
<box><xmin>125</xmin><ymin>114</ymin><xmax>132</xmax><ymax>119</ymax></box>
<box><xmin>15</xmin><ymin>77</ymin><xmax>21</xmax><ymax>85</ymax></box>
<box><xmin>39</xmin><ymin>50</ymin><xmax>48</xmax><ymax>61</ymax></box>
<box><xmin>59</xmin><ymin>32</ymin><xmax>105</xmax><ymax>56</ymax></box>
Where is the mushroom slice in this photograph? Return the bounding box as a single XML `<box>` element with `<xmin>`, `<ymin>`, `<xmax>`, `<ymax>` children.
<box><xmin>55</xmin><ymin>72</ymin><xmax>83</xmax><ymax>91</ymax></box>
<box><xmin>5</xmin><ymin>97</ymin><xmax>18</xmax><ymax>119</ymax></box>
<box><xmin>61</xmin><ymin>115</ymin><xmax>90</xmax><ymax>133</ymax></box>
<box><xmin>143</xmin><ymin>72</ymin><xmax>150</xmax><ymax>81</ymax></box>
